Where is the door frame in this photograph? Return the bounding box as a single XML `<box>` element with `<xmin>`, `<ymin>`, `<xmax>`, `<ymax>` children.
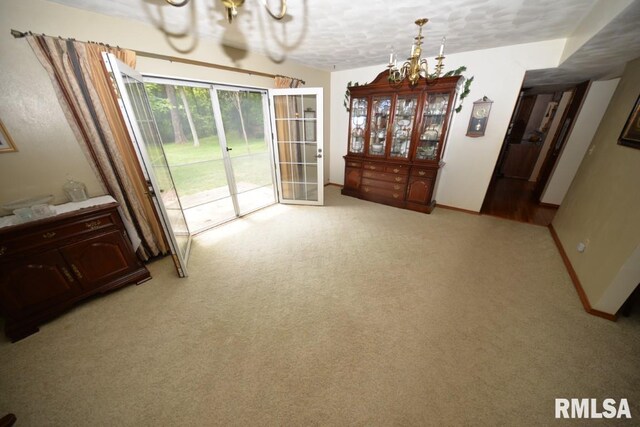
<box><xmin>104</xmin><ymin>53</ymin><xmax>191</xmax><ymax>277</ymax></box>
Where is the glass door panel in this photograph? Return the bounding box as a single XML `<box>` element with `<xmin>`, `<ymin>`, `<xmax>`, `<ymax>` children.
<box><xmin>143</xmin><ymin>81</ymin><xmax>236</xmax><ymax>232</ymax></box>
<box><xmin>214</xmin><ymin>88</ymin><xmax>276</xmax><ymax>215</ymax></box>
<box><xmin>416</xmin><ymin>92</ymin><xmax>449</xmax><ymax>161</ymax></box>
<box><xmin>270</xmin><ymin>88</ymin><xmax>324</xmax><ymax>205</ymax></box>
<box><xmin>104</xmin><ymin>53</ymin><xmax>190</xmax><ymax>277</ymax></box>
<box><xmin>368</xmin><ymin>96</ymin><xmax>391</xmax><ymax>157</ymax></box>
<box><xmin>390</xmin><ymin>95</ymin><xmax>417</xmax><ymax>159</ymax></box>
<box><xmin>349</xmin><ymin>97</ymin><xmax>367</xmax><ymax>154</ymax></box>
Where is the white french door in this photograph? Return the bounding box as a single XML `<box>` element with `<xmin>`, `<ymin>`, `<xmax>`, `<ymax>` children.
<box><xmin>269</xmin><ymin>88</ymin><xmax>324</xmax><ymax>205</ymax></box>
<box><xmin>103</xmin><ymin>53</ymin><xmax>191</xmax><ymax>277</ymax></box>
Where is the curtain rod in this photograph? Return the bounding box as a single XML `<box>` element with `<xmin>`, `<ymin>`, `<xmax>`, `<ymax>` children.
<box><xmin>10</xmin><ymin>29</ymin><xmax>305</xmax><ymax>85</ymax></box>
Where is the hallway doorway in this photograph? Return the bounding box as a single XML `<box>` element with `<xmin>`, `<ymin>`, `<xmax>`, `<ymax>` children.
<box><xmin>481</xmin><ymin>177</ymin><xmax>557</xmax><ymax>226</ymax></box>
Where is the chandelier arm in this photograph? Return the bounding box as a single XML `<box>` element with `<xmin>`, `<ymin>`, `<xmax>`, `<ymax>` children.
<box><xmin>258</xmin><ymin>0</ymin><xmax>287</xmax><ymax>19</ymax></box>
<box><xmin>165</xmin><ymin>0</ymin><xmax>190</xmax><ymax>6</ymax></box>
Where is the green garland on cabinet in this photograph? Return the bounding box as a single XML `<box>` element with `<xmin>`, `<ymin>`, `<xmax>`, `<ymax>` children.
<box><xmin>344</xmin><ymin>66</ymin><xmax>474</xmax><ymax>113</ymax></box>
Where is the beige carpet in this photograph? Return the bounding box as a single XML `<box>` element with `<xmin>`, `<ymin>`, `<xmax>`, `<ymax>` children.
<box><xmin>1</xmin><ymin>186</ymin><xmax>638</xmax><ymax>425</ymax></box>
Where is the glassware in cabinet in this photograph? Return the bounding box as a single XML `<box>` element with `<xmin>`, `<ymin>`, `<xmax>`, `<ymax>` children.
<box><xmin>416</xmin><ymin>92</ymin><xmax>449</xmax><ymax>161</ymax></box>
<box><xmin>368</xmin><ymin>96</ymin><xmax>391</xmax><ymax>156</ymax></box>
<box><xmin>390</xmin><ymin>95</ymin><xmax>417</xmax><ymax>159</ymax></box>
<box><xmin>349</xmin><ymin>97</ymin><xmax>368</xmax><ymax>154</ymax></box>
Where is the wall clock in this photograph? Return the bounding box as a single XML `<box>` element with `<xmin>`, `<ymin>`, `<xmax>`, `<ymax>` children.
<box><xmin>466</xmin><ymin>96</ymin><xmax>493</xmax><ymax>137</ymax></box>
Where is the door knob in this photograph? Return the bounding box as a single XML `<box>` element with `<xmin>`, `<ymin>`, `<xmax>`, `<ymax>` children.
<box><xmin>315</xmin><ymin>154</ymin><xmax>322</xmax><ymax>158</ymax></box>
<box><xmin>226</xmin><ymin>147</ymin><xmax>233</xmax><ymax>151</ymax></box>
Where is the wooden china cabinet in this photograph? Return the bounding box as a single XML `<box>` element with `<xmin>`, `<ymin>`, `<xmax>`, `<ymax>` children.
<box><xmin>342</xmin><ymin>70</ymin><xmax>463</xmax><ymax>213</ymax></box>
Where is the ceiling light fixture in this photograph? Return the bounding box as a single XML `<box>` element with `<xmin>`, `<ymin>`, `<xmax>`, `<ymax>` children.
<box><xmin>165</xmin><ymin>0</ymin><xmax>287</xmax><ymax>23</ymax></box>
<box><xmin>388</xmin><ymin>18</ymin><xmax>446</xmax><ymax>86</ymax></box>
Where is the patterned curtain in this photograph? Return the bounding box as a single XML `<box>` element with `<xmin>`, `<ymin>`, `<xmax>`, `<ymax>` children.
<box><xmin>26</xmin><ymin>35</ymin><xmax>168</xmax><ymax>260</ymax></box>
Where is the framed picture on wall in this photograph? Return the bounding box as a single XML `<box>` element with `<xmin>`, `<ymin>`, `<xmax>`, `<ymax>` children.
<box><xmin>618</xmin><ymin>93</ymin><xmax>640</xmax><ymax>149</ymax></box>
<box><xmin>0</xmin><ymin>119</ymin><xmax>18</xmax><ymax>153</ymax></box>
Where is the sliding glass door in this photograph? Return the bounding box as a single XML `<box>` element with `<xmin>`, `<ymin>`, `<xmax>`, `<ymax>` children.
<box><xmin>143</xmin><ymin>78</ymin><xmax>277</xmax><ymax>233</ymax></box>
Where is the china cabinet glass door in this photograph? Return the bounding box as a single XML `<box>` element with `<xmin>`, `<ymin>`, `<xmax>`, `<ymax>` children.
<box><xmin>390</xmin><ymin>95</ymin><xmax>418</xmax><ymax>159</ymax></box>
<box><xmin>349</xmin><ymin>97</ymin><xmax>367</xmax><ymax>154</ymax></box>
<box><xmin>368</xmin><ymin>96</ymin><xmax>391</xmax><ymax>157</ymax></box>
<box><xmin>416</xmin><ymin>92</ymin><xmax>449</xmax><ymax>161</ymax></box>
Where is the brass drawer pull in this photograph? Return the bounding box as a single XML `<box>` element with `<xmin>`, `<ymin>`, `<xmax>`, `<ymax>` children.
<box><xmin>395</xmin><ymin>177</ymin><xmax>402</xmax><ymax>182</ymax></box>
<box><xmin>393</xmin><ymin>193</ymin><xmax>400</xmax><ymax>199</ymax></box>
<box><xmin>85</xmin><ymin>220</ymin><xmax>102</xmax><ymax>230</ymax></box>
<box><xmin>62</xmin><ymin>267</ymin><xmax>75</xmax><ymax>283</ymax></box>
<box><xmin>418</xmin><ymin>170</ymin><xmax>426</xmax><ymax>176</ymax></box>
<box><xmin>364</xmin><ymin>187</ymin><xmax>370</xmax><ymax>193</ymax></box>
<box><xmin>393</xmin><ymin>168</ymin><xmax>400</xmax><ymax>173</ymax></box>
<box><xmin>349</xmin><ymin>163</ymin><xmax>358</xmax><ymax>167</ymax></box>
<box><xmin>42</xmin><ymin>232</ymin><xmax>56</xmax><ymax>239</ymax></box>
<box><xmin>0</xmin><ymin>246</ymin><xmax>6</xmax><ymax>256</ymax></box>
<box><xmin>71</xmin><ymin>264</ymin><xmax>83</xmax><ymax>279</ymax></box>
<box><xmin>394</xmin><ymin>185</ymin><xmax>401</xmax><ymax>190</ymax></box>
<box><xmin>370</xmin><ymin>166</ymin><xmax>376</xmax><ymax>170</ymax></box>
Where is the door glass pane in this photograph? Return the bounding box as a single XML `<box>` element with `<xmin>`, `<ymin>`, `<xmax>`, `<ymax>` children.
<box><xmin>390</xmin><ymin>95</ymin><xmax>417</xmax><ymax>159</ymax></box>
<box><xmin>120</xmin><ymin>75</ymin><xmax>190</xmax><ymax>257</ymax></box>
<box><xmin>273</xmin><ymin>94</ymin><xmax>319</xmax><ymax>201</ymax></box>
<box><xmin>144</xmin><ymin>83</ymin><xmax>236</xmax><ymax>232</ymax></box>
<box><xmin>369</xmin><ymin>96</ymin><xmax>391</xmax><ymax>156</ymax></box>
<box><xmin>416</xmin><ymin>92</ymin><xmax>449</xmax><ymax>161</ymax></box>
<box><xmin>215</xmin><ymin>89</ymin><xmax>276</xmax><ymax>215</ymax></box>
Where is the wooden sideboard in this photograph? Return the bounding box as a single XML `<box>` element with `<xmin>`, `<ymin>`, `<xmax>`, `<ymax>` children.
<box><xmin>342</xmin><ymin>70</ymin><xmax>463</xmax><ymax>213</ymax></box>
<box><xmin>0</xmin><ymin>202</ymin><xmax>150</xmax><ymax>341</ymax></box>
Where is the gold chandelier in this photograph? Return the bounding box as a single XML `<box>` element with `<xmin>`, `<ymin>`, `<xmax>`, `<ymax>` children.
<box><xmin>165</xmin><ymin>0</ymin><xmax>287</xmax><ymax>23</ymax></box>
<box><xmin>388</xmin><ymin>18</ymin><xmax>446</xmax><ymax>86</ymax></box>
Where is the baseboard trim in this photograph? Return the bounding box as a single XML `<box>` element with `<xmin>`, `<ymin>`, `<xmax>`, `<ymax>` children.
<box><xmin>539</xmin><ymin>202</ymin><xmax>560</xmax><ymax>208</ymax></box>
<box><xmin>324</xmin><ymin>182</ymin><xmax>342</xmax><ymax>188</ymax></box>
<box><xmin>548</xmin><ymin>224</ymin><xmax>617</xmax><ymax>321</ymax></box>
<box><xmin>435</xmin><ymin>204</ymin><xmax>480</xmax><ymax>215</ymax></box>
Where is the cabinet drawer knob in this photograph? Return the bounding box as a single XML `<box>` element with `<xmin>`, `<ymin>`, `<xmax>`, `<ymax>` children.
<box><xmin>370</xmin><ymin>166</ymin><xmax>376</xmax><ymax>170</ymax></box>
<box><xmin>71</xmin><ymin>264</ymin><xmax>84</xmax><ymax>279</ymax></box>
<box><xmin>418</xmin><ymin>170</ymin><xmax>426</xmax><ymax>176</ymax></box>
<box><xmin>0</xmin><ymin>246</ymin><xmax>6</xmax><ymax>256</ymax></box>
<box><xmin>393</xmin><ymin>193</ymin><xmax>400</xmax><ymax>199</ymax></box>
<box><xmin>395</xmin><ymin>177</ymin><xmax>402</xmax><ymax>182</ymax></box>
<box><xmin>393</xmin><ymin>168</ymin><xmax>400</xmax><ymax>173</ymax></box>
<box><xmin>364</xmin><ymin>187</ymin><xmax>370</xmax><ymax>193</ymax></box>
<box><xmin>85</xmin><ymin>220</ymin><xmax>102</xmax><ymax>230</ymax></box>
<box><xmin>62</xmin><ymin>267</ymin><xmax>75</xmax><ymax>283</ymax></box>
<box><xmin>394</xmin><ymin>185</ymin><xmax>401</xmax><ymax>190</ymax></box>
<box><xmin>42</xmin><ymin>232</ymin><xmax>56</xmax><ymax>239</ymax></box>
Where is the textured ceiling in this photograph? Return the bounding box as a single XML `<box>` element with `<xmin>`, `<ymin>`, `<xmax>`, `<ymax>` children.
<box><xmin>46</xmin><ymin>0</ymin><xmax>640</xmax><ymax>86</ymax></box>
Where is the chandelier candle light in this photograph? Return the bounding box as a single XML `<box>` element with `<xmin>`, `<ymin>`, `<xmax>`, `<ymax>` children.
<box><xmin>388</xmin><ymin>18</ymin><xmax>445</xmax><ymax>86</ymax></box>
<box><xmin>165</xmin><ymin>0</ymin><xmax>287</xmax><ymax>23</ymax></box>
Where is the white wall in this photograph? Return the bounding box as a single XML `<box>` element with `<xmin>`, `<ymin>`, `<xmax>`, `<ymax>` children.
<box><xmin>540</xmin><ymin>79</ymin><xmax>619</xmax><ymax>205</ymax></box>
<box><xmin>0</xmin><ymin>0</ymin><xmax>331</xmax><ymax>210</ymax></box>
<box><xmin>329</xmin><ymin>39</ymin><xmax>565</xmax><ymax>211</ymax></box>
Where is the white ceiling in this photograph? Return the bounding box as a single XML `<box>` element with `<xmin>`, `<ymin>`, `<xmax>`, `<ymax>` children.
<box><xmin>47</xmin><ymin>0</ymin><xmax>640</xmax><ymax>87</ymax></box>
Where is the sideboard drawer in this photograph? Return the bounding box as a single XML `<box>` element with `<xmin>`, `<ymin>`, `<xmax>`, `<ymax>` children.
<box><xmin>362</xmin><ymin>170</ymin><xmax>408</xmax><ymax>183</ymax></box>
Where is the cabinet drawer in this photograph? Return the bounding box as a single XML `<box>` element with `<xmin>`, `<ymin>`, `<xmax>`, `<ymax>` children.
<box><xmin>345</xmin><ymin>160</ymin><xmax>362</xmax><ymax>168</ymax></box>
<box><xmin>385</xmin><ymin>165</ymin><xmax>409</xmax><ymax>175</ymax></box>
<box><xmin>1</xmin><ymin>212</ymin><xmax>118</xmax><ymax>257</ymax></box>
<box><xmin>361</xmin><ymin>185</ymin><xmax>405</xmax><ymax>200</ymax></box>
<box><xmin>363</xmin><ymin>162</ymin><xmax>384</xmax><ymax>171</ymax></box>
<box><xmin>362</xmin><ymin>170</ymin><xmax>408</xmax><ymax>183</ymax></box>
<box><xmin>361</xmin><ymin>178</ymin><xmax>406</xmax><ymax>192</ymax></box>
<box><xmin>411</xmin><ymin>168</ymin><xmax>437</xmax><ymax>178</ymax></box>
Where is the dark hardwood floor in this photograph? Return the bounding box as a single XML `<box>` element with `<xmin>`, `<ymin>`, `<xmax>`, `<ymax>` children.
<box><xmin>481</xmin><ymin>177</ymin><xmax>558</xmax><ymax>226</ymax></box>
